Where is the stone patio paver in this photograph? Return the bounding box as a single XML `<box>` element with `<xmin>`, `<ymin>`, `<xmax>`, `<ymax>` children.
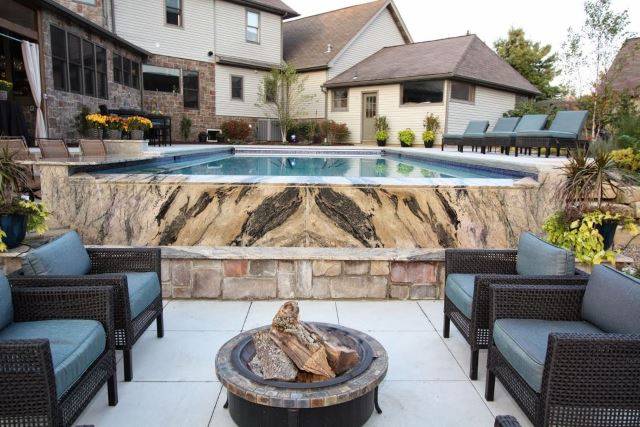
<box><xmin>76</xmin><ymin>300</ymin><xmax>531</xmax><ymax>427</ymax></box>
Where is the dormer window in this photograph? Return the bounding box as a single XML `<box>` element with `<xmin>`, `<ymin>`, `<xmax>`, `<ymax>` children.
<box><xmin>246</xmin><ymin>9</ymin><xmax>260</xmax><ymax>44</ymax></box>
<box><xmin>166</xmin><ymin>0</ymin><xmax>182</xmax><ymax>26</ymax></box>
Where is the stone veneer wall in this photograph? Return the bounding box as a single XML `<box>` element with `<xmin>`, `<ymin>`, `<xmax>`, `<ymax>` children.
<box><xmin>162</xmin><ymin>258</ymin><xmax>443</xmax><ymax>300</ymax></box>
<box><xmin>41</xmin><ymin>10</ymin><xmax>143</xmax><ymax>140</ymax></box>
<box><xmin>51</xmin><ymin>0</ymin><xmax>113</xmax><ymax>30</ymax></box>
<box><xmin>143</xmin><ymin>55</ymin><xmax>216</xmax><ymax>142</ymax></box>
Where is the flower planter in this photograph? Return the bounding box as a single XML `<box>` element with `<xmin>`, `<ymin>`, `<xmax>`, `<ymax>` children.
<box><xmin>106</xmin><ymin>129</ymin><xmax>122</xmax><ymax>140</ymax></box>
<box><xmin>596</xmin><ymin>219</ymin><xmax>619</xmax><ymax>250</ymax></box>
<box><xmin>400</xmin><ymin>142</ymin><xmax>412</xmax><ymax>148</ymax></box>
<box><xmin>104</xmin><ymin>140</ymin><xmax>149</xmax><ymax>156</ymax></box>
<box><xmin>0</xmin><ymin>214</ymin><xmax>27</xmax><ymax>249</ymax></box>
<box><xmin>87</xmin><ymin>128</ymin><xmax>102</xmax><ymax>140</ymax></box>
<box><xmin>376</xmin><ymin>139</ymin><xmax>387</xmax><ymax>147</ymax></box>
<box><xmin>423</xmin><ymin>140</ymin><xmax>434</xmax><ymax>148</ymax></box>
<box><xmin>130</xmin><ymin>129</ymin><xmax>145</xmax><ymax>140</ymax></box>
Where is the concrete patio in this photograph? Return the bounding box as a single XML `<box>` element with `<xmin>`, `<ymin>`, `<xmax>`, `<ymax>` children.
<box><xmin>76</xmin><ymin>299</ymin><xmax>532</xmax><ymax>427</ymax></box>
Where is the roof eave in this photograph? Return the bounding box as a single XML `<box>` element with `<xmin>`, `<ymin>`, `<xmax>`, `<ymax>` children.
<box><xmin>294</xmin><ymin>65</ymin><xmax>330</xmax><ymax>72</ymax></box>
<box><xmin>216</xmin><ymin>55</ymin><xmax>280</xmax><ymax>71</ymax></box>
<box><xmin>223</xmin><ymin>0</ymin><xmax>299</xmax><ymax>18</ymax></box>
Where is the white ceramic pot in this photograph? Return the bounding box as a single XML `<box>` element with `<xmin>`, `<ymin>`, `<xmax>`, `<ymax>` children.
<box><xmin>104</xmin><ymin>140</ymin><xmax>149</xmax><ymax>156</ymax></box>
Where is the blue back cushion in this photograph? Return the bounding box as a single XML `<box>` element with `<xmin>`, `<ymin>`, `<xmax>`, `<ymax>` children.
<box><xmin>515</xmin><ymin>115</ymin><xmax>548</xmax><ymax>132</ymax></box>
<box><xmin>0</xmin><ymin>274</ymin><xmax>12</xmax><ymax>330</ymax></box>
<box><xmin>582</xmin><ymin>266</ymin><xmax>640</xmax><ymax>334</ymax></box>
<box><xmin>22</xmin><ymin>231</ymin><xmax>91</xmax><ymax>276</ymax></box>
<box><xmin>464</xmin><ymin>121</ymin><xmax>490</xmax><ymax>135</ymax></box>
<box><xmin>516</xmin><ymin>232</ymin><xmax>575</xmax><ymax>276</ymax></box>
<box><xmin>492</xmin><ymin>117</ymin><xmax>520</xmax><ymax>133</ymax></box>
<box><xmin>549</xmin><ymin>111</ymin><xmax>589</xmax><ymax>136</ymax></box>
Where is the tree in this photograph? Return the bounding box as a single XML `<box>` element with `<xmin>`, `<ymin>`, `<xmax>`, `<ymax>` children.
<box><xmin>495</xmin><ymin>28</ymin><xmax>563</xmax><ymax>99</ymax></box>
<box><xmin>256</xmin><ymin>63</ymin><xmax>314</xmax><ymax>143</ymax></box>
<box><xmin>561</xmin><ymin>0</ymin><xmax>632</xmax><ymax>138</ymax></box>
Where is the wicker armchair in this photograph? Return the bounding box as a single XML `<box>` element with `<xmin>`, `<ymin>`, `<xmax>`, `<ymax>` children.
<box><xmin>494</xmin><ymin>416</ymin><xmax>521</xmax><ymax>427</ymax></box>
<box><xmin>485</xmin><ymin>266</ymin><xmax>640</xmax><ymax>427</ymax></box>
<box><xmin>0</xmin><ymin>285</ymin><xmax>117</xmax><ymax>427</ymax></box>
<box><xmin>10</xmin><ymin>233</ymin><xmax>163</xmax><ymax>382</ymax></box>
<box><xmin>443</xmin><ymin>233</ymin><xmax>588</xmax><ymax>380</ymax></box>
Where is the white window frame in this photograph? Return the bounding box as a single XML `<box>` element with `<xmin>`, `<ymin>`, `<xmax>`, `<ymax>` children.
<box><xmin>245</xmin><ymin>9</ymin><xmax>260</xmax><ymax>44</ymax></box>
<box><xmin>231</xmin><ymin>75</ymin><xmax>244</xmax><ymax>101</ymax></box>
<box><xmin>331</xmin><ymin>88</ymin><xmax>348</xmax><ymax>112</ymax></box>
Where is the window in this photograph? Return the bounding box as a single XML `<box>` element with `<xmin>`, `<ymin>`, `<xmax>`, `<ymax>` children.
<box><xmin>332</xmin><ymin>88</ymin><xmax>348</xmax><ymax>111</ymax></box>
<box><xmin>75</xmin><ymin>0</ymin><xmax>96</xmax><ymax>4</ymax></box>
<box><xmin>96</xmin><ymin>46</ymin><xmax>107</xmax><ymax>99</ymax></box>
<box><xmin>264</xmin><ymin>79</ymin><xmax>277</xmax><ymax>103</ymax></box>
<box><xmin>51</xmin><ymin>26</ymin><xmax>67</xmax><ymax>91</ymax></box>
<box><xmin>67</xmin><ymin>33</ymin><xmax>82</xmax><ymax>93</ymax></box>
<box><xmin>82</xmin><ymin>40</ymin><xmax>95</xmax><ymax>97</ymax></box>
<box><xmin>231</xmin><ymin>75</ymin><xmax>243</xmax><ymax>100</ymax></box>
<box><xmin>113</xmin><ymin>53</ymin><xmax>122</xmax><ymax>84</ymax></box>
<box><xmin>516</xmin><ymin>94</ymin><xmax>530</xmax><ymax>106</ymax></box>
<box><xmin>131</xmin><ymin>61</ymin><xmax>140</xmax><ymax>89</ymax></box>
<box><xmin>402</xmin><ymin>80</ymin><xmax>444</xmax><ymax>104</ymax></box>
<box><xmin>166</xmin><ymin>0</ymin><xmax>182</xmax><ymax>26</ymax></box>
<box><xmin>450</xmin><ymin>81</ymin><xmax>475</xmax><ymax>103</ymax></box>
<box><xmin>183</xmin><ymin>70</ymin><xmax>199</xmax><ymax>109</ymax></box>
<box><xmin>122</xmin><ymin>57</ymin><xmax>131</xmax><ymax>87</ymax></box>
<box><xmin>246</xmin><ymin>9</ymin><xmax>260</xmax><ymax>43</ymax></box>
<box><xmin>143</xmin><ymin>65</ymin><xmax>180</xmax><ymax>92</ymax></box>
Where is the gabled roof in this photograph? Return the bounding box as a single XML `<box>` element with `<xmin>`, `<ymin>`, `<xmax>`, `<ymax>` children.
<box><xmin>283</xmin><ymin>0</ymin><xmax>411</xmax><ymax>71</ymax></box>
<box><xmin>605</xmin><ymin>37</ymin><xmax>640</xmax><ymax>95</ymax></box>
<box><xmin>324</xmin><ymin>34</ymin><xmax>541</xmax><ymax>96</ymax></box>
<box><xmin>224</xmin><ymin>0</ymin><xmax>298</xmax><ymax>19</ymax></box>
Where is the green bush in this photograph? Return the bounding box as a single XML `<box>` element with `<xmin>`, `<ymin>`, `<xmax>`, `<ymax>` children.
<box><xmin>375</xmin><ymin>116</ymin><xmax>389</xmax><ymax>132</ymax></box>
<box><xmin>611</xmin><ymin>148</ymin><xmax>640</xmax><ymax>172</ymax></box>
<box><xmin>180</xmin><ymin>115</ymin><xmax>193</xmax><ymax>141</ymax></box>
<box><xmin>73</xmin><ymin>105</ymin><xmax>93</xmax><ymax>138</ymax></box>
<box><xmin>221</xmin><ymin>119</ymin><xmax>252</xmax><ymax>142</ymax></box>
<box><xmin>318</xmin><ymin>120</ymin><xmax>350</xmax><ymax>144</ymax></box>
<box><xmin>398</xmin><ymin>129</ymin><xmax>415</xmax><ymax>146</ymax></box>
<box><xmin>376</xmin><ymin>130</ymin><xmax>389</xmax><ymax>142</ymax></box>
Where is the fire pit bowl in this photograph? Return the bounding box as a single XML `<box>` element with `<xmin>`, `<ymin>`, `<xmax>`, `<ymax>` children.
<box><xmin>215</xmin><ymin>323</ymin><xmax>388</xmax><ymax>427</ymax></box>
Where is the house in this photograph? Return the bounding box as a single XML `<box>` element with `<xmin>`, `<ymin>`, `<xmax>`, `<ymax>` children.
<box><xmin>323</xmin><ymin>35</ymin><xmax>541</xmax><ymax>145</ymax></box>
<box><xmin>606</xmin><ymin>37</ymin><xmax>640</xmax><ymax>105</ymax></box>
<box><xmin>283</xmin><ymin>0</ymin><xmax>412</xmax><ymax>120</ymax></box>
<box><xmin>2</xmin><ymin>0</ymin><xmax>147</xmax><ymax>142</ymax></box>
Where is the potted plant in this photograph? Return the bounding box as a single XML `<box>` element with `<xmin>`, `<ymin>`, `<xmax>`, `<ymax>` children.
<box><xmin>398</xmin><ymin>129</ymin><xmax>415</xmax><ymax>148</ymax></box>
<box><xmin>375</xmin><ymin>116</ymin><xmax>389</xmax><ymax>146</ymax></box>
<box><xmin>0</xmin><ymin>149</ymin><xmax>49</xmax><ymax>250</ymax></box>
<box><xmin>126</xmin><ymin>116</ymin><xmax>153</xmax><ymax>140</ymax></box>
<box><xmin>0</xmin><ymin>80</ymin><xmax>13</xmax><ymax>101</ymax></box>
<box><xmin>179</xmin><ymin>115</ymin><xmax>192</xmax><ymax>142</ymax></box>
<box><xmin>86</xmin><ymin>113</ymin><xmax>107</xmax><ymax>139</ymax></box>
<box><xmin>105</xmin><ymin>115</ymin><xmax>124</xmax><ymax>140</ymax></box>
<box><xmin>422</xmin><ymin>114</ymin><xmax>441</xmax><ymax>148</ymax></box>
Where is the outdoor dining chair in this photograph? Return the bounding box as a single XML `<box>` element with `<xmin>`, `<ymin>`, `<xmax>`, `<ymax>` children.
<box><xmin>79</xmin><ymin>139</ymin><xmax>107</xmax><ymax>157</ymax></box>
<box><xmin>37</xmin><ymin>138</ymin><xmax>71</xmax><ymax>159</ymax></box>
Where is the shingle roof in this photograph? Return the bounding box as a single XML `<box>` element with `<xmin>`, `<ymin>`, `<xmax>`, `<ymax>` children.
<box><xmin>324</xmin><ymin>34</ymin><xmax>541</xmax><ymax>96</ymax></box>
<box><xmin>225</xmin><ymin>0</ymin><xmax>298</xmax><ymax>18</ymax></box>
<box><xmin>283</xmin><ymin>0</ymin><xmax>409</xmax><ymax>71</ymax></box>
<box><xmin>606</xmin><ymin>37</ymin><xmax>640</xmax><ymax>95</ymax></box>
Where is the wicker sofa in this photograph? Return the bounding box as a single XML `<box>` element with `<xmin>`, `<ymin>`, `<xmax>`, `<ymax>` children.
<box><xmin>0</xmin><ymin>274</ymin><xmax>117</xmax><ymax>426</ymax></box>
<box><xmin>443</xmin><ymin>232</ymin><xmax>588</xmax><ymax>379</ymax></box>
<box><xmin>485</xmin><ymin>265</ymin><xmax>640</xmax><ymax>426</ymax></box>
<box><xmin>515</xmin><ymin>110</ymin><xmax>589</xmax><ymax>157</ymax></box>
<box><xmin>9</xmin><ymin>231</ymin><xmax>164</xmax><ymax>382</ymax></box>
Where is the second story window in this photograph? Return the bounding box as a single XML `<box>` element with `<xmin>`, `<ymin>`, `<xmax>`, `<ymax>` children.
<box><xmin>231</xmin><ymin>75</ymin><xmax>243</xmax><ymax>100</ymax></box>
<box><xmin>113</xmin><ymin>53</ymin><xmax>122</xmax><ymax>84</ymax></box>
<box><xmin>246</xmin><ymin>9</ymin><xmax>260</xmax><ymax>43</ymax></box>
<box><xmin>183</xmin><ymin>70</ymin><xmax>199</xmax><ymax>109</ymax></box>
<box><xmin>166</xmin><ymin>0</ymin><xmax>182</xmax><ymax>26</ymax></box>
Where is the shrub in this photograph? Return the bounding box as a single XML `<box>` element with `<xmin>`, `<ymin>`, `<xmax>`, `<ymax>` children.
<box><xmin>611</xmin><ymin>148</ymin><xmax>640</xmax><ymax>172</ymax></box>
<box><xmin>126</xmin><ymin>116</ymin><xmax>152</xmax><ymax>131</ymax></box>
<box><xmin>376</xmin><ymin>130</ymin><xmax>389</xmax><ymax>142</ymax></box>
<box><xmin>73</xmin><ymin>105</ymin><xmax>93</xmax><ymax>137</ymax></box>
<box><xmin>423</xmin><ymin>114</ymin><xmax>441</xmax><ymax>133</ymax></box>
<box><xmin>0</xmin><ymin>80</ymin><xmax>12</xmax><ymax>92</ymax></box>
<box><xmin>422</xmin><ymin>130</ymin><xmax>435</xmax><ymax>143</ymax></box>
<box><xmin>398</xmin><ymin>129</ymin><xmax>415</xmax><ymax>146</ymax></box>
<box><xmin>179</xmin><ymin>115</ymin><xmax>193</xmax><ymax>141</ymax></box>
<box><xmin>375</xmin><ymin>116</ymin><xmax>389</xmax><ymax>132</ymax></box>
<box><xmin>221</xmin><ymin>119</ymin><xmax>252</xmax><ymax>142</ymax></box>
<box><xmin>318</xmin><ymin>120</ymin><xmax>350</xmax><ymax>144</ymax></box>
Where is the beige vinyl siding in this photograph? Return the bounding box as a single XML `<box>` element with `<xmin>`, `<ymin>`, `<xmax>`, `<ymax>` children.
<box><xmin>296</xmin><ymin>70</ymin><xmax>328</xmax><ymax>119</ymax></box>
<box><xmin>215</xmin><ymin>65</ymin><xmax>269</xmax><ymax>117</ymax></box>
<box><xmin>446</xmin><ymin>86</ymin><xmax>517</xmax><ymax>134</ymax></box>
<box><xmin>328</xmin><ymin>83</ymin><xmax>448</xmax><ymax>146</ymax></box>
<box><xmin>215</xmin><ymin>0</ymin><xmax>282</xmax><ymax>65</ymax></box>
<box><xmin>114</xmin><ymin>0</ymin><xmax>215</xmax><ymax>62</ymax></box>
<box><xmin>329</xmin><ymin>8</ymin><xmax>406</xmax><ymax>79</ymax></box>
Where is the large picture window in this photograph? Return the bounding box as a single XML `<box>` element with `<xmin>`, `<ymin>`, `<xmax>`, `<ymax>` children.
<box><xmin>402</xmin><ymin>80</ymin><xmax>444</xmax><ymax>104</ymax></box>
<box><xmin>143</xmin><ymin>65</ymin><xmax>180</xmax><ymax>93</ymax></box>
<box><xmin>183</xmin><ymin>70</ymin><xmax>199</xmax><ymax>109</ymax></box>
<box><xmin>51</xmin><ymin>26</ymin><xmax>67</xmax><ymax>91</ymax></box>
<box><xmin>67</xmin><ymin>33</ymin><xmax>82</xmax><ymax>93</ymax></box>
<box><xmin>96</xmin><ymin>46</ymin><xmax>107</xmax><ymax>99</ymax></box>
<box><xmin>166</xmin><ymin>0</ymin><xmax>182</xmax><ymax>26</ymax></box>
<box><xmin>113</xmin><ymin>53</ymin><xmax>122</xmax><ymax>84</ymax></box>
<box><xmin>122</xmin><ymin>57</ymin><xmax>131</xmax><ymax>87</ymax></box>
<box><xmin>231</xmin><ymin>75</ymin><xmax>243</xmax><ymax>100</ymax></box>
<box><xmin>131</xmin><ymin>61</ymin><xmax>140</xmax><ymax>89</ymax></box>
<box><xmin>246</xmin><ymin>9</ymin><xmax>260</xmax><ymax>43</ymax></box>
<box><xmin>332</xmin><ymin>88</ymin><xmax>348</xmax><ymax>111</ymax></box>
<box><xmin>450</xmin><ymin>81</ymin><xmax>475</xmax><ymax>102</ymax></box>
<box><xmin>82</xmin><ymin>40</ymin><xmax>95</xmax><ymax>97</ymax></box>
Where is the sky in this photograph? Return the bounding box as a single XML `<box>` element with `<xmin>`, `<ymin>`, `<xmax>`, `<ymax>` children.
<box><xmin>285</xmin><ymin>0</ymin><xmax>640</xmax><ymax>61</ymax></box>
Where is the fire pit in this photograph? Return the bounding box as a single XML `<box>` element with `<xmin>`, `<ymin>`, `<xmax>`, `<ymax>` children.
<box><xmin>215</xmin><ymin>303</ymin><xmax>388</xmax><ymax>427</ymax></box>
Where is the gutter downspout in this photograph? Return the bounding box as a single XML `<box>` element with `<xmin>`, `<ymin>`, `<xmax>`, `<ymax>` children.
<box><xmin>110</xmin><ymin>0</ymin><xmax>116</xmax><ymax>33</ymax></box>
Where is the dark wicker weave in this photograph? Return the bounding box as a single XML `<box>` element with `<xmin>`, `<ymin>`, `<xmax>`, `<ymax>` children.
<box><xmin>485</xmin><ymin>284</ymin><xmax>640</xmax><ymax>427</ymax></box>
<box><xmin>485</xmin><ymin>135</ymin><xmax>516</xmax><ymax>155</ymax></box>
<box><xmin>441</xmin><ymin>136</ymin><xmax>463</xmax><ymax>152</ymax></box>
<box><xmin>494</xmin><ymin>415</ymin><xmax>522</xmax><ymax>427</ymax></box>
<box><xmin>443</xmin><ymin>249</ymin><xmax>589</xmax><ymax>379</ymax></box>
<box><xmin>515</xmin><ymin>136</ymin><xmax>588</xmax><ymax>158</ymax></box>
<box><xmin>0</xmin><ymin>286</ymin><xmax>117</xmax><ymax>427</ymax></box>
<box><xmin>10</xmin><ymin>247</ymin><xmax>163</xmax><ymax>382</ymax></box>
<box><xmin>462</xmin><ymin>136</ymin><xmax>486</xmax><ymax>153</ymax></box>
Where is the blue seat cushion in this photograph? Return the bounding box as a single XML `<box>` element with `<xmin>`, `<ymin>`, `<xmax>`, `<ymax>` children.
<box><xmin>582</xmin><ymin>266</ymin><xmax>640</xmax><ymax>334</ymax></box>
<box><xmin>493</xmin><ymin>319</ymin><xmax>602</xmax><ymax>392</ymax></box>
<box><xmin>514</xmin><ymin>115</ymin><xmax>548</xmax><ymax>132</ymax></box>
<box><xmin>0</xmin><ymin>319</ymin><xmax>106</xmax><ymax>397</ymax></box>
<box><xmin>0</xmin><ymin>274</ymin><xmax>12</xmax><ymax>330</ymax></box>
<box><xmin>123</xmin><ymin>272</ymin><xmax>161</xmax><ymax>318</ymax></box>
<box><xmin>516</xmin><ymin>232</ymin><xmax>575</xmax><ymax>276</ymax></box>
<box><xmin>465</xmin><ymin>121</ymin><xmax>490</xmax><ymax>135</ymax></box>
<box><xmin>445</xmin><ymin>274</ymin><xmax>475</xmax><ymax>318</ymax></box>
<box><xmin>485</xmin><ymin>131</ymin><xmax>515</xmax><ymax>139</ymax></box>
<box><xmin>443</xmin><ymin>133</ymin><xmax>463</xmax><ymax>139</ymax></box>
<box><xmin>516</xmin><ymin>130</ymin><xmax>579</xmax><ymax>139</ymax></box>
<box><xmin>492</xmin><ymin>117</ymin><xmax>520</xmax><ymax>133</ymax></box>
<box><xmin>22</xmin><ymin>231</ymin><xmax>91</xmax><ymax>276</ymax></box>
<box><xmin>549</xmin><ymin>111</ymin><xmax>589</xmax><ymax>135</ymax></box>
<box><xmin>462</xmin><ymin>132</ymin><xmax>486</xmax><ymax>139</ymax></box>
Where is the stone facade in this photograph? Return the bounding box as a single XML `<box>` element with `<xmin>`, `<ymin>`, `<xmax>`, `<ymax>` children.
<box><xmin>52</xmin><ymin>0</ymin><xmax>113</xmax><ymax>30</ymax></box>
<box><xmin>161</xmin><ymin>258</ymin><xmax>444</xmax><ymax>300</ymax></box>
<box><xmin>41</xmin><ymin>10</ymin><xmax>143</xmax><ymax>140</ymax></box>
<box><xmin>142</xmin><ymin>55</ymin><xmax>216</xmax><ymax>142</ymax></box>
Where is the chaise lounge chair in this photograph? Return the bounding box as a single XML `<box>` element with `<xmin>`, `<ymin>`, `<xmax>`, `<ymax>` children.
<box><xmin>474</xmin><ymin>117</ymin><xmax>521</xmax><ymax>154</ymax></box>
<box><xmin>485</xmin><ymin>115</ymin><xmax>548</xmax><ymax>156</ymax></box>
<box><xmin>515</xmin><ymin>110</ymin><xmax>589</xmax><ymax>157</ymax></box>
<box><xmin>442</xmin><ymin>121</ymin><xmax>489</xmax><ymax>152</ymax></box>
<box><xmin>486</xmin><ymin>265</ymin><xmax>640</xmax><ymax>426</ymax></box>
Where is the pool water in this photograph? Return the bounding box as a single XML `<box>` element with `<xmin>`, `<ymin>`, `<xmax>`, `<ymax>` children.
<box><xmin>99</xmin><ymin>152</ymin><xmax>527</xmax><ymax>180</ymax></box>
